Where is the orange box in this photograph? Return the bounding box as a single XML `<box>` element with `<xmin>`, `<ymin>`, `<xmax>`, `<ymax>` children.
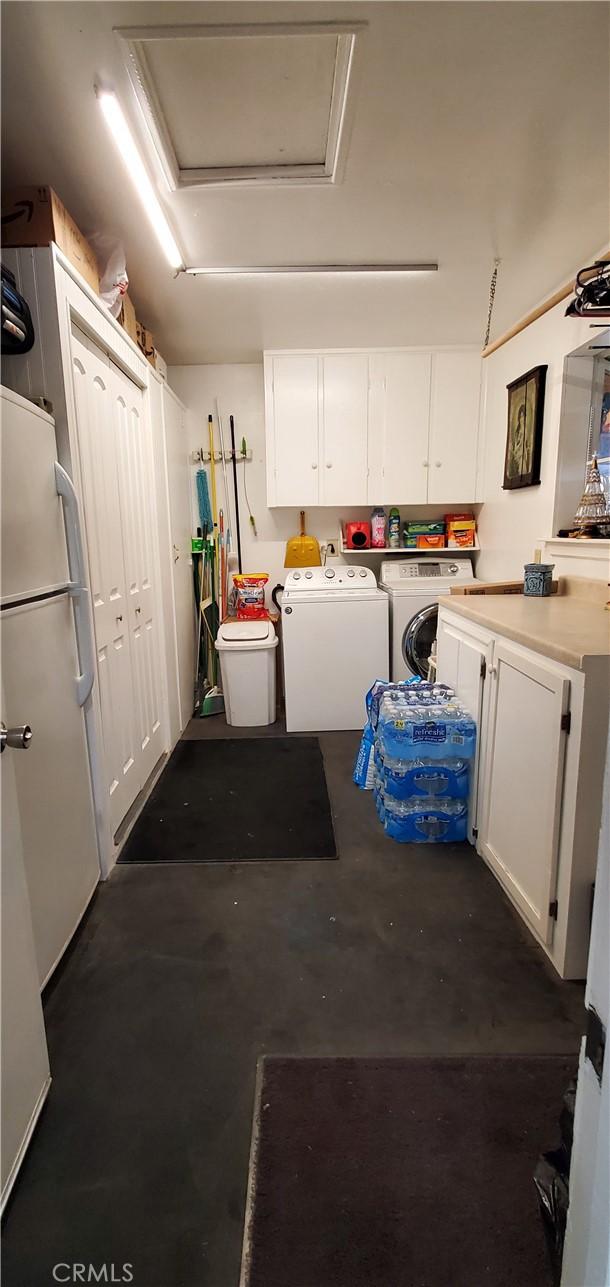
<box><xmin>447</xmin><ymin>530</ymin><xmax>476</xmax><ymax>548</ymax></box>
<box><xmin>444</xmin><ymin>511</ymin><xmax>474</xmax><ymax>525</ymax></box>
<box><xmin>416</xmin><ymin>533</ymin><xmax>446</xmax><ymax>549</ymax></box>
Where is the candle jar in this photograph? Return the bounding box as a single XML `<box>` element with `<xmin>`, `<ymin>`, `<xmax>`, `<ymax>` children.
<box><xmin>523</xmin><ymin>563</ymin><xmax>555</xmax><ymax>596</ymax></box>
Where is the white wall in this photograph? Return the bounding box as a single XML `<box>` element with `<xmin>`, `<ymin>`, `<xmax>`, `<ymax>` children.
<box><xmin>477</xmin><ymin>304</ymin><xmax>601</xmax><ymax>581</ymax></box>
<box><xmin>168</xmin><ymin>363</ymin><xmax>459</xmax><ymax>607</ymax></box>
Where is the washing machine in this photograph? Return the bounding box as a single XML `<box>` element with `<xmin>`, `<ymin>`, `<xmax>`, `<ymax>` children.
<box><xmin>380</xmin><ymin>558</ymin><xmax>478</xmax><ymax>680</ymax></box>
<box><xmin>282</xmin><ymin>565</ymin><xmax>389</xmax><ymax>732</ymax></box>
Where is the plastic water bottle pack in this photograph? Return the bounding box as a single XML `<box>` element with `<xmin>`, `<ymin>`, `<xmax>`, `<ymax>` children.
<box><xmin>355</xmin><ymin>679</ymin><xmax>476</xmax><ymax>845</ymax></box>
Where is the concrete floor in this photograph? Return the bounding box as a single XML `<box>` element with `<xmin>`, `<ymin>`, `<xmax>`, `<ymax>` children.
<box><xmin>2</xmin><ymin>723</ymin><xmax>584</xmax><ymax>1287</ymax></box>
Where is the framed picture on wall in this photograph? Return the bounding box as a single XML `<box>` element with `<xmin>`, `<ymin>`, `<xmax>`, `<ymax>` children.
<box><xmin>503</xmin><ymin>365</ymin><xmax>547</xmax><ymax>489</ymax></box>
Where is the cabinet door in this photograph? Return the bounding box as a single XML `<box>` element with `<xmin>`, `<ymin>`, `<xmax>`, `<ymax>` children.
<box><xmin>71</xmin><ymin>328</ymin><xmax>139</xmax><ymax>831</ymax></box>
<box><xmin>436</xmin><ymin>612</ymin><xmax>492</xmax><ymax>843</ymax></box>
<box><xmin>111</xmin><ymin>361</ymin><xmax>165</xmax><ymax>788</ymax></box>
<box><xmin>428</xmin><ymin>351</ymin><xmax>481</xmax><ymax>503</ymax></box>
<box><xmin>266</xmin><ymin>355</ymin><xmax>320</xmax><ymax>506</ymax></box>
<box><xmin>367</xmin><ymin>353</ymin><xmax>431</xmax><ymax>503</ymax></box>
<box><xmin>480</xmin><ymin>642</ymin><xmax>570</xmax><ymax>943</ymax></box>
<box><xmin>163</xmin><ymin>387</ymin><xmax>196</xmax><ymax>733</ymax></box>
<box><xmin>321</xmin><ymin>354</ymin><xmax>369</xmax><ymax>504</ymax></box>
<box><xmin>1</xmin><ymin>694</ymin><xmax>50</xmax><ymax>1206</ymax></box>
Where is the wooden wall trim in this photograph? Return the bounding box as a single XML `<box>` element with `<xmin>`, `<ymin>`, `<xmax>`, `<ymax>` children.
<box><xmin>481</xmin><ymin>252</ymin><xmax>610</xmax><ymax>359</ymax></box>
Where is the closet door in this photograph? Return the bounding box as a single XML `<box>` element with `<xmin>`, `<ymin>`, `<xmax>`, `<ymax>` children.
<box><xmin>71</xmin><ymin>328</ymin><xmax>139</xmax><ymax>830</ymax></box>
<box><xmin>162</xmin><ymin>386</ymin><xmax>196</xmax><ymax>732</ymax></box>
<box><xmin>110</xmin><ymin>360</ymin><xmax>165</xmax><ymax>787</ymax></box>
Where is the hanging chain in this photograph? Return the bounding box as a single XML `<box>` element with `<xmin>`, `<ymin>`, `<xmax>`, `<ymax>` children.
<box><xmin>484</xmin><ymin>259</ymin><xmax>500</xmax><ymax>349</ymax></box>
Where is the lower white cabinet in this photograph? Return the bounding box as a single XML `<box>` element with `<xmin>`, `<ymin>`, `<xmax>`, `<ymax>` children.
<box><xmin>435</xmin><ymin>611</ymin><xmax>492</xmax><ymax>843</ymax></box>
<box><xmin>437</xmin><ymin>605</ymin><xmax>606</xmax><ymax>979</ymax></box>
<box><xmin>480</xmin><ymin>641</ymin><xmax>570</xmax><ymax>946</ymax></box>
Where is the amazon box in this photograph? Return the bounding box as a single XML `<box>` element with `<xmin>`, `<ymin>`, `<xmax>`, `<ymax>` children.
<box><xmin>1</xmin><ymin>186</ymin><xmax>99</xmax><ymax>293</ymax></box>
<box><xmin>118</xmin><ymin>293</ymin><xmax>138</xmax><ymax>344</ymax></box>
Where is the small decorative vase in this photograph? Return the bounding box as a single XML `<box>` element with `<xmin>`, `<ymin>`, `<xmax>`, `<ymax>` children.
<box><xmin>523</xmin><ymin>563</ymin><xmax>555</xmax><ymax>596</ymax></box>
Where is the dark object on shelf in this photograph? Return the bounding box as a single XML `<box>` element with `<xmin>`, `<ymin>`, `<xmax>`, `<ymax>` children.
<box><xmin>534</xmin><ymin>1080</ymin><xmax>576</xmax><ymax>1286</ymax></box>
<box><xmin>503</xmin><ymin>365</ymin><xmax>547</xmax><ymax>490</ymax></box>
<box><xmin>565</xmin><ymin>259</ymin><xmax>610</xmax><ymax>318</ymax></box>
<box><xmin>1</xmin><ymin>263</ymin><xmax>35</xmax><ymax>355</ymax></box>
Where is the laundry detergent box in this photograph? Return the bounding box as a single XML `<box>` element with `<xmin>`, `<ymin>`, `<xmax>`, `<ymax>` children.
<box><xmin>416</xmin><ymin>533</ymin><xmax>446</xmax><ymax>549</ymax></box>
<box><xmin>405</xmin><ymin>520</ymin><xmax>446</xmax><ymax>536</ymax></box>
<box><xmin>448</xmin><ymin>529</ymin><xmax>476</xmax><ymax>548</ymax></box>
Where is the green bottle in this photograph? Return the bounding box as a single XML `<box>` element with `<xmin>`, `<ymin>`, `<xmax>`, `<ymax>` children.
<box><xmin>388</xmin><ymin>507</ymin><xmax>401</xmax><ymax>548</ymax></box>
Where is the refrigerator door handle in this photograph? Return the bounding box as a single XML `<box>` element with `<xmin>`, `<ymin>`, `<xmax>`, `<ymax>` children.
<box><xmin>55</xmin><ymin>463</ymin><xmax>96</xmax><ymax>707</ymax></box>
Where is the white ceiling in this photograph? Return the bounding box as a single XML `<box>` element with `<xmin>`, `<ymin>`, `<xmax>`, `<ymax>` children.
<box><xmin>2</xmin><ymin>1</ymin><xmax>608</xmax><ymax>364</ymax></box>
<box><xmin>141</xmin><ymin>31</ymin><xmax>339</xmax><ymax>169</ymax></box>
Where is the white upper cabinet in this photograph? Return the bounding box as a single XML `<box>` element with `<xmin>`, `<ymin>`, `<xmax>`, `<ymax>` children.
<box><xmin>368</xmin><ymin>353</ymin><xmax>431</xmax><ymax>504</ymax></box>
<box><xmin>428</xmin><ymin>351</ymin><xmax>482</xmax><ymax>504</ymax></box>
<box><xmin>321</xmin><ymin>354</ymin><xmax>369</xmax><ymax>504</ymax></box>
<box><xmin>265</xmin><ymin>348</ymin><xmax>482</xmax><ymax>507</ymax></box>
<box><xmin>265</xmin><ymin>355</ymin><xmax>320</xmax><ymax>507</ymax></box>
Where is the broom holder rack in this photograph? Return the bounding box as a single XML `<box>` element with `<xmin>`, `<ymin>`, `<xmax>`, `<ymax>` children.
<box><xmin>191</xmin><ymin>449</ymin><xmax>253</xmax><ymax>464</ymax></box>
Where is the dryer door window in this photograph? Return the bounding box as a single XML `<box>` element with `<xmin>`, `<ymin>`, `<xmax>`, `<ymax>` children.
<box><xmin>403</xmin><ymin>604</ymin><xmax>438</xmax><ymax>678</ymax></box>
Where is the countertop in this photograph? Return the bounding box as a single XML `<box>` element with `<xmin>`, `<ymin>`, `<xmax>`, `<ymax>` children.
<box><xmin>438</xmin><ymin>588</ymin><xmax>610</xmax><ymax>672</ymax></box>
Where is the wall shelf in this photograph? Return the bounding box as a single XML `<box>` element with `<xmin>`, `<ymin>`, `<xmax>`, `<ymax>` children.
<box><xmin>339</xmin><ymin>531</ymin><xmax>479</xmax><ymax>556</ymax></box>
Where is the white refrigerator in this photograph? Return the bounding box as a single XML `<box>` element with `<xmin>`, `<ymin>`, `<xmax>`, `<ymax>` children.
<box><xmin>1</xmin><ymin>385</ymin><xmax>100</xmax><ymax>988</ymax></box>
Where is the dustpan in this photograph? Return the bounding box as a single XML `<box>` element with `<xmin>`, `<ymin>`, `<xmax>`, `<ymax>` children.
<box><xmin>284</xmin><ymin>510</ymin><xmax>321</xmax><ymax>568</ymax></box>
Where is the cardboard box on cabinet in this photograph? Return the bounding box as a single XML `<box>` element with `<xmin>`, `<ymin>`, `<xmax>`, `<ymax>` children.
<box><xmin>118</xmin><ymin>294</ymin><xmax>138</xmax><ymax>343</ymax></box>
<box><xmin>1</xmin><ymin>186</ymin><xmax>100</xmax><ymax>293</ymax></box>
<box><xmin>136</xmin><ymin>319</ymin><xmax>157</xmax><ymax>369</ymax></box>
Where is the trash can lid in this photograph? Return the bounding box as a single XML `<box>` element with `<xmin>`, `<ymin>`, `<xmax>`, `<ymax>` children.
<box><xmin>217</xmin><ymin>619</ymin><xmax>275</xmax><ymax>645</ymax></box>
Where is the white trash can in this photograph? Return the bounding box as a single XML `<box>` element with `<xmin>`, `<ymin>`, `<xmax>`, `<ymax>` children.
<box><xmin>215</xmin><ymin>620</ymin><xmax>278</xmax><ymax>726</ymax></box>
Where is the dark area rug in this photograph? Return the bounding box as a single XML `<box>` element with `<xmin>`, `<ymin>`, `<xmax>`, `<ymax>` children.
<box><xmin>118</xmin><ymin>737</ymin><xmax>337</xmax><ymax>863</ymax></box>
<box><xmin>241</xmin><ymin>1054</ymin><xmax>574</xmax><ymax>1287</ymax></box>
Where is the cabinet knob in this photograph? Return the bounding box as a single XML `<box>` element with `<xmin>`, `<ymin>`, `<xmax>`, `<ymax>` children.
<box><xmin>435</xmin><ymin>460</ymin><xmax>442</xmax><ymax>468</ymax></box>
<box><xmin>423</xmin><ymin>460</ymin><xmax>429</xmax><ymax>468</ymax></box>
<box><xmin>326</xmin><ymin>462</ymin><xmax>333</xmax><ymax>469</ymax></box>
<box><xmin>311</xmin><ymin>463</ymin><xmax>318</xmax><ymax>470</ymax></box>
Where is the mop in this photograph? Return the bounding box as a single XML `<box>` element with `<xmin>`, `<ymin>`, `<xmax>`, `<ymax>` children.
<box><xmin>199</xmin><ymin>414</ymin><xmax>224</xmax><ymax>717</ymax></box>
<box><xmin>193</xmin><ymin>468</ymin><xmax>214</xmax><ymax>711</ymax></box>
<box><xmin>216</xmin><ymin>398</ymin><xmax>235</xmax><ymax>610</ymax></box>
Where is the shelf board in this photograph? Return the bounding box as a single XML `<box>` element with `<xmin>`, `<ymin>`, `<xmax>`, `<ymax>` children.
<box><xmin>339</xmin><ymin>534</ymin><xmax>479</xmax><ymax>556</ymax></box>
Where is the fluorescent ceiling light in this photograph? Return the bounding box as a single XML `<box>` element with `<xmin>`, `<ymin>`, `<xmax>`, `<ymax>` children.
<box><xmin>184</xmin><ymin>264</ymin><xmax>438</xmax><ymax>276</ymax></box>
<box><xmin>97</xmin><ymin>88</ymin><xmax>184</xmax><ymax>270</ymax></box>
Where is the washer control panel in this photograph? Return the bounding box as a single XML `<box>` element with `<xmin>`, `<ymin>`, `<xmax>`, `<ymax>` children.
<box><xmin>284</xmin><ymin>566</ymin><xmax>379</xmax><ymax>591</ymax></box>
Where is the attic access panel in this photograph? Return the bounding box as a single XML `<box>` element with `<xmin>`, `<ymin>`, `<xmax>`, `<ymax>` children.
<box><xmin>117</xmin><ymin>23</ymin><xmax>363</xmax><ymax>188</ymax></box>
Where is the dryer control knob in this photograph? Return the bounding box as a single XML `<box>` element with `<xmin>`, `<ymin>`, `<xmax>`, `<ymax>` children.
<box><xmin>359</xmin><ymin>569</ymin><xmax>367</xmax><ymax>577</ymax></box>
<box><xmin>347</xmin><ymin>568</ymin><xmax>356</xmax><ymax>577</ymax></box>
<box><xmin>325</xmin><ymin>568</ymin><xmax>336</xmax><ymax>579</ymax></box>
<box><xmin>305</xmin><ymin>570</ymin><xmax>313</xmax><ymax>579</ymax></box>
<box><xmin>448</xmin><ymin>564</ymin><xmax>459</xmax><ymax>574</ymax></box>
<box><xmin>293</xmin><ymin>572</ymin><xmax>301</xmax><ymax>580</ymax></box>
